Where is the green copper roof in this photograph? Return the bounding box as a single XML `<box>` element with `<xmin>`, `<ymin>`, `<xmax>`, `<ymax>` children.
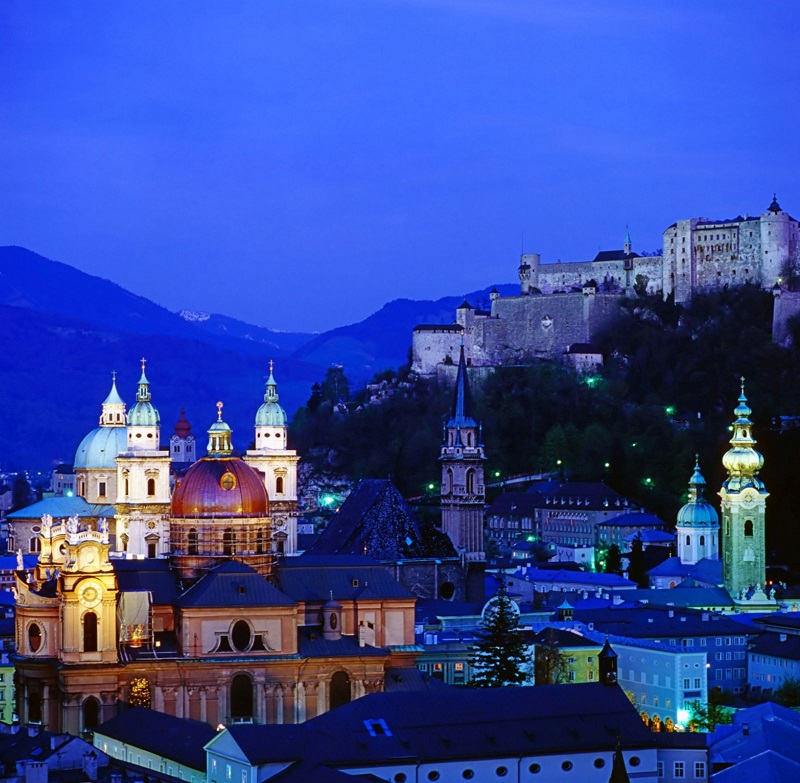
<box><xmin>103</xmin><ymin>374</ymin><xmax>125</xmax><ymax>405</ymax></box>
<box><xmin>255</xmin><ymin>365</ymin><xmax>288</xmax><ymax>427</ymax></box>
<box><xmin>127</xmin><ymin>360</ymin><xmax>160</xmax><ymax>426</ymax></box>
<box><xmin>74</xmin><ymin>426</ymin><xmax>128</xmax><ymax>469</ymax></box>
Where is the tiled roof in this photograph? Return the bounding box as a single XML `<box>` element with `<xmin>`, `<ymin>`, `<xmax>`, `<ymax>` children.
<box><xmin>486</xmin><ymin>492</ymin><xmax>541</xmax><ymax>516</ymax></box>
<box><xmin>7</xmin><ymin>496</ymin><xmax>116</xmax><ymax>519</ymax></box>
<box><xmin>179</xmin><ymin>561</ymin><xmax>296</xmax><ymax>608</ymax></box>
<box><xmin>112</xmin><ymin>558</ymin><xmax>180</xmax><ymax>605</ymax></box>
<box><xmin>749</xmin><ymin>632</ymin><xmax>800</xmax><ymax>661</ymax></box>
<box><xmin>96</xmin><ymin>707</ymin><xmax>215</xmax><ymax>770</ymax></box>
<box><xmin>296</xmin><ymin>627</ymin><xmax>388</xmax><ymax>658</ymax></box>
<box><xmin>598</xmin><ymin>512</ymin><xmax>665</xmax><ymax>528</ymax></box>
<box><xmin>278</xmin><ymin>556</ymin><xmax>415</xmax><ymax>602</ymax></box>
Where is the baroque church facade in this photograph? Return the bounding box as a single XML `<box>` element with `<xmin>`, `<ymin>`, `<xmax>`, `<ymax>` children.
<box><xmin>10</xmin><ymin>364</ymin><xmax>424</xmax><ymax>736</ymax></box>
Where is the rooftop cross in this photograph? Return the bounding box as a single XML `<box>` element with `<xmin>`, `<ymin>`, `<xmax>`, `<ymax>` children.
<box><xmin>141</xmin><ymin>357</ymin><xmax>147</xmax><ymax>373</ymax></box>
<box><xmin>216</xmin><ymin>401</ymin><xmax>224</xmax><ymax>421</ymax></box>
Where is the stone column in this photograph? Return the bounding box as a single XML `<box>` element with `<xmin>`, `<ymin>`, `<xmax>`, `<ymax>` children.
<box><xmin>303</xmin><ymin>681</ymin><xmax>318</xmax><ymax>720</ymax></box>
<box><xmin>295</xmin><ymin>681</ymin><xmax>306</xmax><ymax>723</ymax></box>
<box><xmin>200</xmin><ymin>688</ymin><xmax>207</xmax><ymax>724</ymax></box>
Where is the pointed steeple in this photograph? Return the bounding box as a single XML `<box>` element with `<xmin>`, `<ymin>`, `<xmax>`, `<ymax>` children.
<box><xmin>722</xmin><ymin>378</ymin><xmax>764</xmax><ymax>490</ymax></box>
<box><xmin>599</xmin><ymin>635</ymin><xmax>618</xmax><ymax>685</ymax></box>
<box><xmin>255</xmin><ymin>360</ymin><xmax>288</xmax><ymax>432</ymax></box>
<box><xmin>100</xmin><ymin>372</ymin><xmax>126</xmax><ymax>427</ymax></box>
<box><xmin>623</xmin><ymin>225</ymin><xmax>632</xmax><ymax>255</ymax></box>
<box><xmin>127</xmin><ymin>358</ymin><xmax>160</xmax><ymax>428</ymax></box>
<box><xmin>265</xmin><ymin>360</ymin><xmax>279</xmax><ymax>404</ymax></box>
<box><xmin>608</xmin><ymin>746</ymin><xmax>631</xmax><ymax>783</ymax></box>
<box><xmin>768</xmin><ymin>193</ymin><xmax>782</xmax><ymax>213</ymax></box>
<box><xmin>448</xmin><ymin>343</ymin><xmax>477</xmax><ymax>430</ymax></box>
<box><xmin>687</xmin><ymin>455</ymin><xmax>706</xmax><ymax>503</ymax></box>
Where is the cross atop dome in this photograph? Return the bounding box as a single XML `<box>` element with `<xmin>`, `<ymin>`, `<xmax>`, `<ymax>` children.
<box><xmin>216</xmin><ymin>401</ymin><xmax>224</xmax><ymax>421</ymax></box>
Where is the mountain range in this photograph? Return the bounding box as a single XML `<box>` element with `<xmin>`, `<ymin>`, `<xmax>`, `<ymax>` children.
<box><xmin>0</xmin><ymin>246</ymin><xmax>515</xmax><ymax>469</ymax></box>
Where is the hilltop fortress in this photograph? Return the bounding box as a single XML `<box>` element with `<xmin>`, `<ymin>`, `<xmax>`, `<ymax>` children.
<box><xmin>413</xmin><ymin>197</ymin><xmax>800</xmax><ymax>374</ymax></box>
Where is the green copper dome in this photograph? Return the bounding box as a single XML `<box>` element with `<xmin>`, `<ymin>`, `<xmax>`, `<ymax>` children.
<box><xmin>255</xmin><ymin>365</ymin><xmax>288</xmax><ymax>428</ymax></box>
<box><xmin>677</xmin><ymin>459</ymin><xmax>719</xmax><ymax>528</ymax></box>
<box><xmin>127</xmin><ymin>363</ymin><xmax>160</xmax><ymax>427</ymax></box>
<box><xmin>74</xmin><ymin>426</ymin><xmax>128</xmax><ymax>469</ymax></box>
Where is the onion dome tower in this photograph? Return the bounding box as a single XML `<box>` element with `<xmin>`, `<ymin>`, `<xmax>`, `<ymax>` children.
<box><xmin>74</xmin><ymin>374</ymin><xmax>129</xmax><ymax>503</ymax></box>
<box><xmin>170</xmin><ymin>408</ymin><xmax>196</xmax><ymax>464</ymax></box>
<box><xmin>719</xmin><ymin>379</ymin><xmax>770</xmax><ymax>601</ymax></box>
<box><xmin>172</xmin><ymin>402</ymin><xmax>273</xmax><ymax>582</ymax></box>
<box><xmin>676</xmin><ymin>457</ymin><xmax>719</xmax><ymax>565</ymax></box>
<box><xmin>116</xmin><ymin>359</ymin><xmax>171</xmax><ymax>558</ymax></box>
<box><xmin>245</xmin><ymin>362</ymin><xmax>300</xmax><ymax>555</ymax></box>
<box><xmin>440</xmin><ymin>343</ymin><xmax>486</xmax><ymax>560</ymax></box>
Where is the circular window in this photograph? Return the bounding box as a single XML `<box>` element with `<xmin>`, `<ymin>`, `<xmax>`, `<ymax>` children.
<box><xmin>561</xmin><ymin>761</ymin><xmax>573</xmax><ymax>771</ymax></box>
<box><xmin>231</xmin><ymin>620</ymin><xmax>252</xmax><ymax>652</ymax></box>
<box><xmin>529</xmin><ymin>764</ymin><xmax>541</xmax><ymax>774</ymax></box>
<box><xmin>394</xmin><ymin>775</ymin><xmax>407</xmax><ymax>783</ymax></box>
<box><xmin>427</xmin><ymin>772</ymin><xmax>440</xmax><ymax>782</ymax></box>
<box><xmin>594</xmin><ymin>758</ymin><xmax>605</xmax><ymax>769</ymax></box>
<box><xmin>220</xmin><ymin>472</ymin><xmax>237</xmax><ymax>491</ymax></box>
<box><xmin>496</xmin><ymin>767</ymin><xmax>508</xmax><ymax>777</ymax></box>
<box><xmin>462</xmin><ymin>771</ymin><xmax>474</xmax><ymax>780</ymax></box>
<box><xmin>629</xmin><ymin>757</ymin><xmax>640</xmax><ymax>768</ymax></box>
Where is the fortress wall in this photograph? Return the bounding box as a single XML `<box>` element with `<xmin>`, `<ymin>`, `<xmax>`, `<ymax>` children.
<box><xmin>772</xmin><ymin>290</ymin><xmax>800</xmax><ymax>345</ymax></box>
<box><xmin>412</xmin><ymin>326</ymin><xmax>463</xmax><ymax>375</ymax></box>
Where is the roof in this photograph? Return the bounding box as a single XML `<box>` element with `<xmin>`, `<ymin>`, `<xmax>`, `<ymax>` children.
<box><xmin>95</xmin><ymin>707</ymin><xmax>215</xmax><ymax>771</ymax></box>
<box><xmin>623</xmin><ymin>529</ymin><xmax>674</xmax><ymax>543</ymax></box>
<box><xmin>528</xmin><ymin>481</ymin><xmax>635</xmax><ymax>512</ymax></box>
<box><xmin>749</xmin><ymin>632</ymin><xmax>800</xmax><ymax>661</ymax></box>
<box><xmin>713</xmin><ymin>752</ymin><xmax>800</xmax><ymax>783</ymax></box>
<box><xmin>297</xmin><ymin>626</ymin><xmax>388</xmax><ymax>658</ymax></box>
<box><xmin>623</xmin><ymin>586</ymin><xmax>734</xmax><ymax>610</ymax></box>
<box><xmin>486</xmin><ymin>492</ymin><xmax>541</xmax><ymax>516</ymax></box>
<box><xmin>511</xmin><ymin>567</ymin><xmax>637</xmax><ymax>589</ymax></box>
<box><xmin>565</xmin><ymin>343</ymin><xmax>602</xmax><ymax>355</ymax></box>
<box><xmin>112</xmin><ymin>557</ymin><xmax>180</xmax><ymax>605</ymax></box>
<box><xmin>532</xmin><ymin>628</ymin><xmax>601</xmax><ymax>649</ymax></box>
<box><xmin>598</xmin><ymin>511</ymin><xmax>666</xmax><ymax>528</ymax></box>
<box><xmin>278</xmin><ymin>556</ymin><xmax>415</xmax><ymax>602</ymax></box>
<box><xmin>74</xmin><ymin>425</ymin><xmax>128</xmax><ymax>469</ymax></box>
<box><xmin>7</xmin><ymin>496</ymin><xmax>116</xmax><ymax>520</ymax></box>
<box><xmin>592</xmin><ymin>249</ymin><xmax>640</xmax><ymax>263</ymax></box>
<box><xmin>307</xmin><ymin>479</ymin><xmax>455</xmax><ymax>559</ymax></box>
<box><xmin>447</xmin><ymin>343</ymin><xmax>477</xmax><ymax>429</ymax></box>
<box><xmin>179</xmin><ymin>560</ymin><xmax>296</xmax><ymax>608</ymax></box>
<box><xmin>413</xmin><ymin>323</ymin><xmax>462</xmax><ymax>332</ymax></box>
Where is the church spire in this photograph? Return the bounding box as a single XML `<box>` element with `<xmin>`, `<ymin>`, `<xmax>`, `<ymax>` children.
<box><xmin>207</xmin><ymin>401</ymin><xmax>233</xmax><ymax>457</ymax></box>
<box><xmin>264</xmin><ymin>359</ymin><xmax>279</xmax><ymax>404</ymax></box>
<box><xmin>722</xmin><ymin>378</ymin><xmax>764</xmax><ymax>490</ymax></box>
<box><xmin>99</xmin><ymin>372</ymin><xmax>126</xmax><ymax>427</ymax></box>
<box><xmin>136</xmin><ymin>357</ymin><xmax>151</xmax><ymax>403</ymax></box>
<box><xmin>448</xmin><ymin>343</ymin><xmax>477</xmax><ymax>430</ymax></box>
<box><xmin>623</xmin><ymin>225</ymin><xmax>632</xmax><ymax>255</ymax></box>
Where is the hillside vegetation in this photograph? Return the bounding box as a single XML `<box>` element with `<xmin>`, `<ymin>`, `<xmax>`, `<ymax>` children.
<box><xmin>291</xmin><ymin>285</ymin><xmax>800</xmax><ymax>562</ymax></box>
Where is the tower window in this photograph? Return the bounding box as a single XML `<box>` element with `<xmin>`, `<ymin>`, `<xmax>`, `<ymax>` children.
<box><xmin>28</xmin><ymin>624</ymin><xmax>42</xmax><ymax>653</ymax></box>
<box><xmin>466</xmin><ymin>469</ymin><xmax>475</xmax><ymax>495</ymax></box>
<box><xmin>686</xmin><ymin>535</ymin><xmax>690</xmax><ymax>546</ymax></box>
<box><xmin>188</xmin><ymin>528</ymin><xmax>198</xmax><ymax>556</ymax></box>
<box><xmin>744</xmin><ymin>519</ymin><xmax>754</xmax><ymax>537</ymax></box>
<box><xmin>700</xmin><ymin>535</ymin><xmax>705</xmax><ymax>546</ymax></box>
<box><xmin>98</xmin><ymin>481</ymin><xmax>107</xmax><ymax>498</ymax></box>
<box><xmin>147</xmin><ymin>478</ymin><xmax>156</xmax><ymax>497</ymax></box>
<box><xmin>83</xmin><ymin>611</ymin><xmax>98</xmax><ymax>652</ymax></box>
<box><xmin>223</xmin><ymin>529</ymin><xmax>235</xmax><ymax>556</ymax></box>
<box><xmin>276</xmin><ymin>475</ymin><xmax>285</xmax><ymax>494</ymax></box>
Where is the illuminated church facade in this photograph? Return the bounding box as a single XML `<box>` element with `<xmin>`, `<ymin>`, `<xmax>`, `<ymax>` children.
<box><xmin>12</xmin><ymin>365</ymin><xmax>418</xmax><ymax>735</ymax></box>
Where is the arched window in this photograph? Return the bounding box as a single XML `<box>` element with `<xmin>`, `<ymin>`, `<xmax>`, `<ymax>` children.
<box><xmin>124</xmin><ymin>478</ymin><xmax>130</xmax><ymax>496</ymax></box>
<box><xmin>129</xmin><ymin>677</ymin><xmax>151</xmax><ymax>708</ymax></box>
<box><xmin>223</xmin><ymin>529</ymin><xmax>235</xmax><ymax>556</ymax></box>
<box><xmin>29</xmin><ymin>536</ymin><xmax>41</xmax><ymax>553</ymax></box>
<box><xmin>230</xmin><ymin>674</ymin><xmax>253</xmax><ymax>721</ymax></box>
<box><xmin>330</xmin><ymin>671</ymin><xmax>351</xmax><ymax>710</ymax></box>
<box><xmin>686</xmin><ymin>535</ymin><xmax>690</xmax><ymax>546</ymax></box>
<box><xmin>83</xmin><ymin>611</ymin><xmax>98</xmax><ymax>652</ymax></box>
<box><xmin>466</xmin><ymin>470</ymin><xmax>475</xmax><ymax>495</ymax></box>
<box><xmin>744</xmin><ymin>519</ymin><xmax>754</xmax><ymax>537</ymax></box>
<box><xmin>28</xmin><ymin>690</ymin><xmax>42</xmax><ymax>724</ymax></box>
<box><xmin>445</xmin><ymin>468</ymin><xmax>453</xmax><ymax>494</ymax></box>
<box><xmin>83</xmin><ymin>697</ymin><xmax>100</xmax><ymax>730</ymax></box>
<box><xmin>28</xmin><ymin>624</ymin><xmax>42</xmax><ymax>653</ymax></box>
<box><xmin>699</xmin><ymin>535</ymin><xmax>705</xmax><ymax>546</ymax></box>
<box><xmin>275</xmin><ymin>476</ymin><xmax>284</xmax><ymax>495</ymax></box>
<box><xmin>188</xmin><ymin>528</ymin><xmax>198</xmax><ymax>556</ymax></box>
<box><xmin>467</xmin><ymin>432</ymin><xmax>472</xmax><ymax>447</ymax></box>
<box><xmin>120</xmin><ymin>533</ymin><xmax>129</xmax><ymax>553</ymax></box>
<box><xmin>256</xmin><ymin>529</ymin><xmax>264</xmax><ymax>555</ymax></box>
<box><xmin>147</xmin><ymin>478</ymin><xmax>156</xmax><ymax>497</ymax></box>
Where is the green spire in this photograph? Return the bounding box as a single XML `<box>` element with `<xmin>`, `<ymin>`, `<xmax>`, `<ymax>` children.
<box><xmin>136</xmin><ymin>357</ymin><xmax>151</xmax><ymax>403</ymax></box>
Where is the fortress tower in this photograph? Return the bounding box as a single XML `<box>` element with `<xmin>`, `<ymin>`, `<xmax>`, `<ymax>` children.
<box><xmin>440</xmin><ymin>345</ymin><xmax>485</xmax><ymax>560</ymax></box>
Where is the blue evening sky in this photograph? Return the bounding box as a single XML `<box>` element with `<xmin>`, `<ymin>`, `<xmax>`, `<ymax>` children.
<box><xmin>1</xmin><ymin>1</ymin><xmax>799</xmax><ymax>332</ymax></box>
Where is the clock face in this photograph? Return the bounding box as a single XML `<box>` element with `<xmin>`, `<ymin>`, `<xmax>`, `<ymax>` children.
<box><xmin>80</xmin><ymin>581</ymin><xmax>102</xmax><ymax>608</ymax></box>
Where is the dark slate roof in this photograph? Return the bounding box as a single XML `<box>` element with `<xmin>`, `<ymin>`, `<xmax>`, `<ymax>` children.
<box><xmin>624</xmin><ymin>586</ymin><xmax>734</xmax><ymax>610</ymax></box>
<box><xmin>112</xmin><ymin>557</ymin><xmax>181</xmax><ymax>605</ymax></box>
<box><xmin>297</xmin><ymin>626</ymin><xmax>388</xmax><ymax>658</ymax></box>
<box><xmin>384</xmin><ymin>667</ymin><xmax>451</xmax><ymax>692</ymax></box>
<box><xmin>528</xmin><ymin>481</ymin><xmax>635</xmax><ymax>511</ymax></box>
<box><xmin>415</xmin><ymin>598</ymin><xmax>485</xmax><ymax>622</ymax></box>
<box><xmin>749</xmin><ymin>632</ymin><xmax>800</xmax><ymax>661</ymax></box>
<box><xmin>592</xmin><ymin>250</ymin><xmax>640</xmax><ymax>263</ymax></box>
<box><xmin>221</xmin><ymin>724</ymin><xmax>310</xmax><ymax>764</ymax></box>
<box><xmin>413</xmin><ymin>323</ymin><xmax>463</xmax><ymax>332</ymax></box>
<box><xmin>565</xmin><ymin>343</ymin><xmax>601</xmax><ymax>354</ymax></box>
<box><xmin>306</xmin><ymin>480</ymin><xmax>455</xmax><ymax>559</ymax></box>
<box><xmin>95</xmin><ymin>707</ymin><xmax>215</xmax><ymax>771</ymax></box>
<box><xmin>532</xmin><ymin>628</ymin><xmax>601</xmax><ymax>648</ymax></box>
<box><xmin>572</xmin><ymin>605</ymin><xmax>752</xmax><ymax>638</ymax></box>
<box><xmin>179</xmin><ymin>560</ymin><xmax>296</xmax><ymax>608</ymax></box>
<box><xmin>598</xmin><ymin>511</ymin><xmax>665</xmax><ymax>528</ymax></box>
<box><xmin>278</xmin><ymin>556</ymin><xmax>415</xmax><ymax>602</ymax></box>
<box><xmin>0</xmin><ymin>731</ymin><xmax>76</xmax><ymax>770</ymax></box>
<box><xmin>486</xmin><ymin>492</ymin><xmax>541</xmax><ymax>516</ymax></box>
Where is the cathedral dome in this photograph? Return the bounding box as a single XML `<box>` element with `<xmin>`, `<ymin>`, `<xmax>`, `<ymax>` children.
<box><xmin>174</xmin><ymin>408</ymin><xmax>192</xmax><ymax>439</ymax></box>
<box><xmin>677</xmin><ymin>498</ymin><xmax>718</xmax><ymax>528</ymax></box>
<box><xmin>255</xmin><ymin>365</ymin><xmax>288</xmax><ymax>428</ymax></box>
<box><xmin>74</xmin><ymin>426</ymin><xmax>128</xmax><ymax>469</ymax></box>
<box><xmin>172</xmin><ymin>458</ymin><xmax>269</xmax><ymax>518</ymax></box>
<box><xmin>127</xmin><ymin>363</ymin><xmax>160</xmax><ymax>427</ymax></box>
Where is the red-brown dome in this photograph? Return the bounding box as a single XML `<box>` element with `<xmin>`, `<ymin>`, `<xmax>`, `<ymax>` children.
<box><xmin>174</xmin><ymin>407</ymin><xmax>192</xmax><ymax>439</ymax></box>
<box><xmin>172</xmin><ymin>458</ymin><xmax>269</xmax><ymax>518</ymax></box>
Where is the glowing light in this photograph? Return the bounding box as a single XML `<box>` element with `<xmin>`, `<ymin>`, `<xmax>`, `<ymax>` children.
<box><xmin>677</xmin><ymin>709</ymin><xmax>690</xmax><ymax>725</ymax></box>
<box><xmin>494</xmin><ymin>470</ymin><xmax>501</xmax><ymax>478</ymax></box>
<box><xmin>604</xmin><ymin>462</ymin><xmax>610</xmax><ymax>469</ymax></box>
<box><xmin>321</xmin><ymin>495</ymin><xmax>335</xmax><ymax>506</ymax></box>
<box><xmin>427</xmin><ymin>483</ymin><xmax>435</xmax><ymax>490</ymax></box>
<box><xmin>65</xmin><ymin>491</ymin><xmax>73</xmax><ymax>497</ymax></box>
<box><xmin>584</xmin><ymin>376</ymin><xmax>600</xmax><ymax>388</ymax></box>
<box><xmin>665</xmin><ymin>406</ymin><xmax>676</xmax><ymax>416</ymax></box>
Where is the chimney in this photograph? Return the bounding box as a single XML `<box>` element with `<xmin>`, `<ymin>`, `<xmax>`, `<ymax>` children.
<box><xmin>780</xmin><ymin>633</ymin><xmax>787</xmax><ymax>642</ymax></box>
<box><xmin>27</xmin><ymin>725</ymin><xmax>39</xmax><ymax>738</ymax></box>
<box><xmin>742</xmin><ymin>722</ymin><xmax>750</xmax><ymax>736</ymax></box>
<box><xmin>82</xmin><ymin>751</ymin><xmax>98</xmax><ymax>782</ymax></box>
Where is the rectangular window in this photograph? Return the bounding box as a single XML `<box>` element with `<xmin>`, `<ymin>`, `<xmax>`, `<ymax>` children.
<box><xmin>695</xmin><ymin>761</ymin><xmax>706</xmax><ymax>778</ymax></box>
<box><xmin>98</xmin><ymin>481</ymin><xmax>107</xmax><ymax>497</ymax></box>
<box><xmin>715</xmin><ymin>652</ymin><xmax>723</xmax><ymax>661</ymax></box>
<box><xmin>683</xmin><ymin>678</ymin><xmax>690</xmax><ymax>689</ymax></box>
<box><xmin>716</xmin><ymin>669</ymin><xmax>723</xmax><ymax>680</ymax></box>
<box><xmin>241</xmin><ymin>772</ymin><xmax>247</xmax><ymax>783</ymax></box>
<box><xmin>454</xmin><ymin>663</ymin><xmax>464</xmax><ymax>671</ymax></box>
<box><xmin>588</xmin><ymin>670</ymin><xmax>594</xmax><ymax>680</ymax></box>
<box><xmin>700</xmin><ymin>638</ymin><xmax>707</xmax><ymax>647</ymax></box>
<box><xmin>568</xmin><ymin>671</ymin><xmax>576</xmax><ymax>682</ymax></box>
<box><xmin>226</xmin><ymin>765</ymin><xmax>231</xmax><ymax>780</ymax></box>
<box><xmin>694</xmin><ymin>678</ymin><xmax>701</xmax><ymax>688</ymax></box>
<box><xmin>657</xmin><ymin>761</ymin><xmax>664</xmax><ymax>778</ymax></box>
<box><xmin>675</xmin><ymin>761</ymin><xmax>685</xmax><ymax>778</ymax></box>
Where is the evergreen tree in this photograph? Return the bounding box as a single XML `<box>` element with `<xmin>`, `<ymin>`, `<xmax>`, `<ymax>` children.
<box><xmin>605</xmin><ymin>543</ymin><xmax>623</xmax><ymax>576</ymax></box>
<box><xmin>533</xmin><ymin>628</ymin><xmax>572</xmax><ymax>685</ymax></box>
<box><xmin>628</xmin><ymin>533</ymin><xmax>648</xmax><ymax>587</ymax></box>
<box><xmin>470</xmin><ymin>592</ymin><xmax>531</xmax><ymax>687</ymax></box>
